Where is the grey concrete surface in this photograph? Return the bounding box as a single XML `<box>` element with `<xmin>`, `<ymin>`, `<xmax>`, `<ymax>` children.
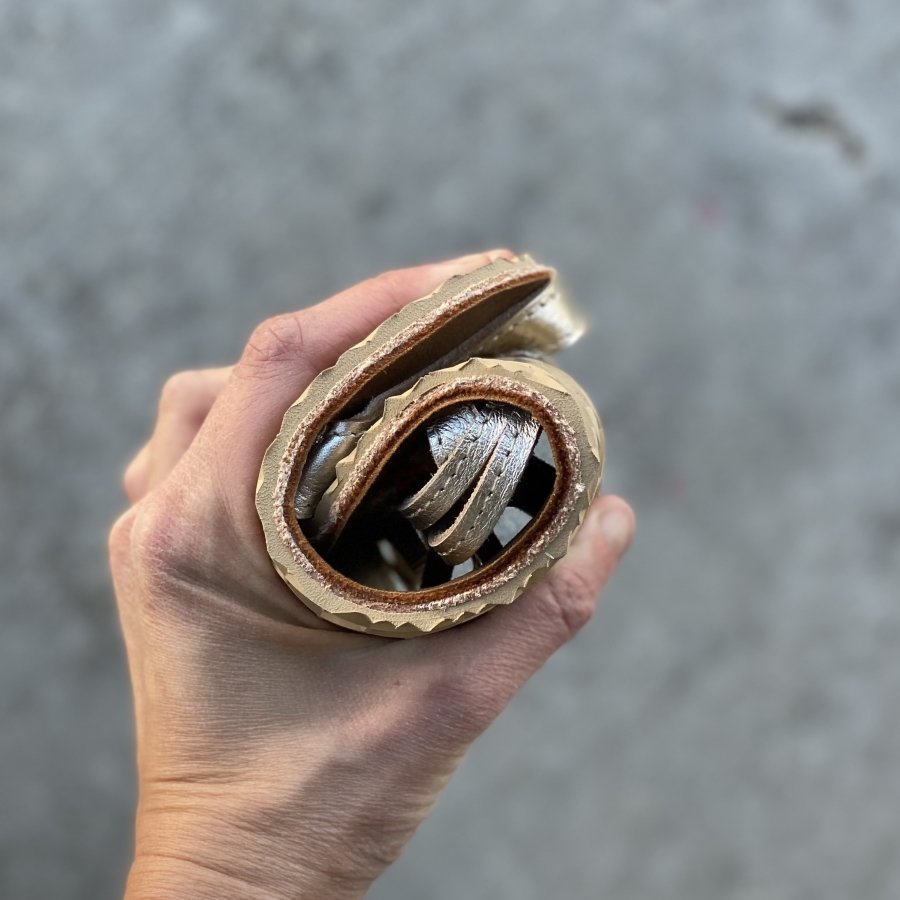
<box><xmin>2</xmin><ymin>1</ymin><xmax>900</xmax><ymax>897</ymax></box>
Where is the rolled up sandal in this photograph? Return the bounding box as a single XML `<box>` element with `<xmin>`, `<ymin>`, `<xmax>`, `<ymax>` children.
<box><xmin>256</xmin><ymin>254</ymin><xmax>604</xmax><ymax>637</ymax></box>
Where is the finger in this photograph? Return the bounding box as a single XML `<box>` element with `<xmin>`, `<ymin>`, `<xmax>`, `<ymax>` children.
<box><xmin>204</xmin><ymin>250</ymin><xmax>514</xmax><ymax>530</ymax></box>
<box><xmin>414</xmin><ymin>495</ymin><xmax>635</xmax><ymax>732</ymax></box>
<box><xmin>147</xmin><ymin>366</ymin><xmax>233</xmax><ymax>491</ymax></box>
<box><xmin>123</xmin><ymin>442</ymin><xmax>152</xmax><ymax>503</ymax></box>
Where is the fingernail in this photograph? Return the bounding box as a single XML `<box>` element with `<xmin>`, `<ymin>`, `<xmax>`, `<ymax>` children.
<box><xmin>590</xmin><ymin>503</ymin><xmax>635</xmax><ymax>558</ymax></box>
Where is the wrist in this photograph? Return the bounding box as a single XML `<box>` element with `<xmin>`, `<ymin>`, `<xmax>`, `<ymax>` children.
<box><xmin>126</xmin><ymin>855</ymin><xmax>293</xmax><ymax>900</ymax></box>
<box><xmin>127</xmin><ymin>804</ymin><xmax>371</xmax><ymax>900</ymax></box>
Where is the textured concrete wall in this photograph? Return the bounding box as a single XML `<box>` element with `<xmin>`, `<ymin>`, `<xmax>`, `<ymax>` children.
<box><xmin>2</xmin><ymin>1</ymin><xmax>900</xmax><ymax>898</ymax></box>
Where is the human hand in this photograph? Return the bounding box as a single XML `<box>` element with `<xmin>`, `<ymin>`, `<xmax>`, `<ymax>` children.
<box><xmin>111</xmin><ymin>251</ymin><xmax>636</xmax><ymax>899</ymax></box>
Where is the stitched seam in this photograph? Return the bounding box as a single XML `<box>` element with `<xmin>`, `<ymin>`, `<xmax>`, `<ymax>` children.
<box><xmin>480</xmin><ymin>288</ymin><xmax>556</xmax><ymax>349</ymax></box>
<box><xmin>441</xmin><ymin>436</ymin><xmax>520</xmax><ymax>557</ymax></box>
<box><xmin>408</xmin><ymin>410</ymin><xmax>489</xmax><ymax>518</ymax></box>
<box><xmin>444</xmin><ymin>414</ymin><xmax>539</xmax><ymax>556</ymax></box>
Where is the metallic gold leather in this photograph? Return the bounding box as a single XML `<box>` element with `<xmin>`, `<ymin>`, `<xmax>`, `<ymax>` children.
<box><xmin>293</xmin><ymin>420</ymin><xmax>368</xmax><ymax>520</ymax></box>
<box><xmin>420</xmin><ymin>405</ymin><xmax>540</xmax><ymax>566</ymax></box>
<box><xmin>399</xmin><ymin>404</ymin><xmax>507</xmax><ymax>532</ymax></box>
<box><xmin>292</xmin><ymin>264</ymin><xmax>582</xmax><ymax>523</ymax></box>
<box><xmin>255</xmin><ymin>255</ymin><xmax>605</xmax><ymax>637</ymax></box>
<box><xmin>475</xmin><ymin>280</ymin><xmax>585</xmax><ymax>357</ymax></box>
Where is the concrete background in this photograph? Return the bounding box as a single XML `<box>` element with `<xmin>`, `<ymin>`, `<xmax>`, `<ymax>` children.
<box><xmin>2</xmin><ymin>1</ymin><xmax>900</xmax><ymax>897</ymax></box>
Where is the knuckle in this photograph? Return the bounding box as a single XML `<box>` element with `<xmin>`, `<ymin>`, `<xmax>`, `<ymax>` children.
<box><xmin>242</xmin><ymin>313</ymin><xmax>307</xmax><ymax>367</ymax></box>
<box><xmin>369</xmin><ymin>267</ymin><xmax>407</xmax><ymax>295</ymax></box>
<box><xmin>109</xmin><ymin>487</ymin><xmax>221</xmax><ymax>627</ymax></box>
<box><xmin>108</xmin><ymin>507</ymin><xmax>138</xmax><ymax>575</ymax></box>
<box><xmin>538</xmin><ymin>564</ymin><xmax>598</xmax><ymax>641</ymax></box>
<box><xmin>122</xmin><ymin>457</ymin><xmax>145</xmax><ymax>501</ymax></box>
<box><xmin>126</xmin><ymin>489</ymin><xmax>203</xmax><ymax>586</ymax></box>
<box><xmin>159</xmin><ymin>370</ymin><xmax>205</xmax><ymax>414</ymax></box>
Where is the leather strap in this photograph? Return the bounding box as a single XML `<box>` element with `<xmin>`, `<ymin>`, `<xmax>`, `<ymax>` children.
<box><xmin>256</xmin><ymin>255</ymin><xmax>605</xmax><ymax>637</ymax></box>
<box><xmin>400</xmin><ymin>403</ymin><xmax>540</xmax><ymax>566</ymax></box>
<box><xmin>294</xmin><ymin>270</ymin><xmax>582</xmax><ymax>530</ymax></box>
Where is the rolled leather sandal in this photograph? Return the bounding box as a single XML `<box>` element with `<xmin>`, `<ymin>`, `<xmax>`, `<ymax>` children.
<box><xmin>256</xmin><ymin>254</ymin><xmax>604</xmax><ymax>637</ymax></box>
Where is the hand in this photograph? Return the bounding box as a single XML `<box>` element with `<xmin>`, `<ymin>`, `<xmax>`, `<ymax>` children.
<box><xmin>110</xmin><ymin>251</ymin><xmax>636</xmax><ymax>899</ymax></box>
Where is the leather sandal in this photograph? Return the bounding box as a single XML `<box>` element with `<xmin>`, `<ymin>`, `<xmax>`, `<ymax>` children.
<box><xmin>256</xmin><ymin>255</ymin><xmax>605</xmax><ymax>637</ymax></box>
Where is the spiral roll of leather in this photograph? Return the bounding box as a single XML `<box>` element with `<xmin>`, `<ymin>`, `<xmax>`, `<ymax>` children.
<box><xmin>256</xmin><ymin>255</ymin><xmax>605</xmax><ymax>637</ymax></box>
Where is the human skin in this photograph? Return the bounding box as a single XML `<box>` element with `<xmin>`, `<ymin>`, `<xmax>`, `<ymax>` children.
<box><xmin>110</xmin><ymin>250</ymin><xmax>636</xmax><ymax>899</ymax></box>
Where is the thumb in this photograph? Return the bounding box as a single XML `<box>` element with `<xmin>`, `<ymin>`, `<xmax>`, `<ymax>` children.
<box><xmin>417</xmin><ymin>495</ymin><xmax>635</xmax><ymax>733</ymax></box>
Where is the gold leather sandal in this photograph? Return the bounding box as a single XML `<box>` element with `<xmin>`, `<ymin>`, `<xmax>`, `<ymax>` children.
<box><xmin>256</xmin><ymin>255</ymin><xmax>604</xmax><ymax>637</ymax></box>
